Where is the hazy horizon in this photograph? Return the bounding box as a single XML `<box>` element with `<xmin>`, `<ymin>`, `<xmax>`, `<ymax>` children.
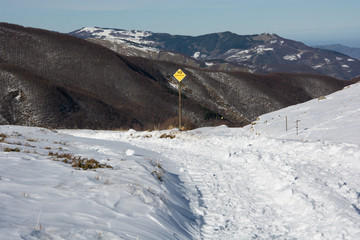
<box><xmin>1</xmin><ymin>0</ymin><xmax>359</xmax><ymax>47</ymax></box>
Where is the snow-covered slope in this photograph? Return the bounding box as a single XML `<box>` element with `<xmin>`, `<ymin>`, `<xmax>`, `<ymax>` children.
<box><xmin>1</xmin><ymin>82</ymin><xmax>360</xmax><ymax>239</ymax></box>
<box><xmin>0</xmin><ymin>127</ymin><xmax>200</xmax><ymax>239</ymax></box>
<box><xmin>248</xmin><ymin>82</ymin><xmax>360</xmax><ymax>144</ymax></box>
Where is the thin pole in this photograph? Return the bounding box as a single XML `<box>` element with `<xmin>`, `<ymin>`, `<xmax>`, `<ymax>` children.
<box><xmin>286</xmin><ymin>116</ymin><xmax>288</xmax><ymax>131</ymax></box>
<box><xmin>178</xmin><ymin>82</ymin><xmax>182</xmax><ymax>130</ymax></box>
<box><xmin>296</xmin><ymin>120</ymin><xmax>299</xmax><ymax>135</ymax></box>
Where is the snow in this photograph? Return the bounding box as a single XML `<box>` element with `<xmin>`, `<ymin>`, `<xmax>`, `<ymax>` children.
<box><xmin>348</xmin><ymin>59</ymin><xmax>355</xmax><ymax>62</ymax></box>
<box><xmin>1</xmin><ymin>83</ymin><xmax>360</xmax><ymax>239</ymax></box>
<box><xmin>79</xmin><ymin>27</ymin><xmax>154</xmax><ymax>45</ymax></box>
<box><xmin>205</xmin><ymin>62</ymin><xmax>213</xmax><ymax>66</ymax></box>
<box><xmin>247</xmin><ymin>83</ymin><xmax>360</xmax><ymax>144</ymax></box>
<box><xmin>77</xmin><ymin>27</ymin><xmax>161</xmax><ymax>56</ymax></box>
<box><xmin>224</xmin><ymin>45</ymin><xmax>275</xmax><ymax>63</ymax></box>
<box><xmin>0</xmin><ymin>127</ymin><xmax>199</xmax><ymax>239</ymax></box>
<box><xmin>342</xmin><ymin>65</ymin><xmax>350</xmax><ymax>68</ymax></box>
<box><xmin>283</xmin><ymin>54</ymin><xmax>298</xmax><ymax>61</ymax></box>
<box><xmin>283</xmin><ymin>52</ymin><xmax>303</xmax><ymax>61</ymax></box>
<box><xmin>255</xmin><ymin>45</ymin><xmax>273</xmax><ymax>54</ymax></box>
<box><xmin>168</xmin><ymin>82</ymin><xmax>179</xmax><ymax>90</ymax></box>
<box><xmin>192</xmin><ymin>52</ymin><xmax>200</xmax><ymax>59</ymax></box>
<box><xmin>225</xmin><ymin>49</ymin><xmax>252</xmax><ymax>62</ymax></box>
<box><xmin>270</xmin><ymin>40</ymin><xmax>277</xmax><ymax>44</ymax></box>
<box><xmin>192</xmin><ymin>52</ymin><xmax>207</xmax><ymax>59</ymax></box>
<box><xmin>225</xmin><ymin>45</ymin><xmax>273</xmax><ymax>58</ymax></box>
<box><xmin>312</xmin><ymin>64</ymin><xmax>324</xmax><ymax>69</ymax></box>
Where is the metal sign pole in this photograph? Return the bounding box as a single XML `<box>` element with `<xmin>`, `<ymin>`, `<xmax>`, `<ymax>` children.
<box><xmin>173</xmin><ymin>69</ymin><xmax>186</xmax><ymax>130</ymax></box>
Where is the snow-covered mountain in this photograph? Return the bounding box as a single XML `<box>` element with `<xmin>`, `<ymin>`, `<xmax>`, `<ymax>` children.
<box><xmin>70</xmin><ymin>27</ymin><xmax>360</xmax><ymax>80</ymax></box>
<box><xmin>71</xmin><ymin>27</ymin><xmax>154</xmax><ymax>45</ymax></box>
<box><xmin>1</xmin><ymin>79</ymin><xmax>359</xmax><ymax>239</ymax></box>
<box><xmin>3</xmin><ymin>23</ymin><xmax>352</xmax><ymax>130</ymax></box>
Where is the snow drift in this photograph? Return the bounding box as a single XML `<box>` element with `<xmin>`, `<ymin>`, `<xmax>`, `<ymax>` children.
<box><xmin>1</xmin><ymin>82</ymin><xmax>360</xmax><ymax>239</ymax></box>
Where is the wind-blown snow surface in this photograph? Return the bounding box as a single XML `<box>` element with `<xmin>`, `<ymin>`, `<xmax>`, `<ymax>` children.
<box><xmin>0</xmin><ymin>128</ymin><xmax>200</xmax><ymax>239</ymax></box>
<box><xmin>1</xmin><ymin>83</ymin><xmax>360</xmax><ymax>239</ymax></box>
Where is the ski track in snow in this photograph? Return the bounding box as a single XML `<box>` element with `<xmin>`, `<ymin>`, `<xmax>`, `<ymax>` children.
<box><xmin>1</xmin><ymin>83</ymin><xmax>360</xmax><ymax>239</ymax></box>
<box><xmin>113</xmin><ymin>125</ymin><xmax>360</xmax><ymax>239</ymax></box>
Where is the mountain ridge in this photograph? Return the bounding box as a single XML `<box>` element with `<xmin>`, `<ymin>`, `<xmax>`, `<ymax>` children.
<box><xmin>70</xmin><ymin>27</ymin><xmax>360</xmax><ymax>80</ymax></box>
<box><xmin>313</xmin><ymin>44</ymin><xmax>360</xmax><ymax>60</ymax></box>
<box><xmin>0</xmin><ymin>22</ymin><xmax>354</xmax><ymax>130</ymax></box>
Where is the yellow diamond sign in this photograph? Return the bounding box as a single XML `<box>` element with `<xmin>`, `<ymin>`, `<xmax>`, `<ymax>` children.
<box><xmin>173</xmin><ymin>69</ymin><xmax>186</xmax><ymax>82</ymax></box>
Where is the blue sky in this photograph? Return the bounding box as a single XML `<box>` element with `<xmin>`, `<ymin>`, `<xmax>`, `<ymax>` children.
<box><xmin>1</xmin><ymin>0</ymin><xmax>359</xmax><ymax>47</ymax></box>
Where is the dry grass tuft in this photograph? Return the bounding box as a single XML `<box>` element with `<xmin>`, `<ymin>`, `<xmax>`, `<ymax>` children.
<box><xmin>49</xmin><ymin>152</ymin><xmax>112</xmax><ymax>170</ymax></box>
<box><xmin>26</xmin><ymin>138</ymin><xmax>37</xmax><ymax>142</ymax></box>
<box><xmin>160</xmin><ymin>116</ymin><xmax>196</xmax><ymax>131</ymax></box>
<box><xmin>152</xmin><ymin>170</ymin><xmax>164</xmax><ymax>182</ymax></box>
<box><xmin>159</xmin><ymin>133</ymin><xmax>176</xmax><ymax>139</ymax></box>
<box><xmin>4</xmin><ymin>147</ymin><xmax>21</xmax><ymax>152</ymax></box>
<box><xmin>150</xmin><ymin>159</ymin><xmax>165</xmax><ymax>182</ymax></box>
<box><xmin>0</xmin><ymin>133</ymin><xmax>7</xmax><ymax>142</ymax></box>
<box><xmin>318</xmin><ymin>96</ymin><xmax>327</xmax><ymax>101</ymax></box>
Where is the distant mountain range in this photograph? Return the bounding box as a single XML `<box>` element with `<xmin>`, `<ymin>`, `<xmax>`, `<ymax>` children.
<box><xmin>313</xmin><ymin>44</ymin><xmax>360</xmax><ymax>60</ymax></box>
<box><xmin>70</xmin><ymin>27</ymin><xmax>360</xmax><ymax>80</ymax></box>
<box><xmin>0</xmin><ymin>23</ymin><xmax>355</xmax><ymax>130</ymax></box>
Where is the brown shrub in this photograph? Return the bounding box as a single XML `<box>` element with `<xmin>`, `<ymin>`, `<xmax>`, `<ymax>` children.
<box><xmin>0</xmin><ymin>133</ymin><xmax>6</xmax><ymax>142</ymax></box>
<box><xmin>160</xmin><ymin>116</ymin><xmax>196</xmax><ymax>131</ymax></box>
<box><xmin>4</xmin><ymin>147</ymin><xmax>21</xmax><ymax>152</ymax></box>
<box><xmin>159</xmin><ymin>133</ymin><xmax>176</xmax><ymax>139</ymax></box>
<box><xmin>49</xmin><ymin>151</ymin><xmax>112</xmax><ymax>170</ymax></box>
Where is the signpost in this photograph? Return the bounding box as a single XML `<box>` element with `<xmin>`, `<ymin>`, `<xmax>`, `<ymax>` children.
<box><xmin>173</xmin><ymin>69</ymin><xmax>186</xmax><ymax>130</ymax></box>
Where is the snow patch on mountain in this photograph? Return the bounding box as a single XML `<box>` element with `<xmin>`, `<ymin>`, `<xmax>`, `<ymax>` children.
<box><xmin>76</xmin><ymin>27</ymin><xmax>155</xmax><ymax>45</ymax></box>
<box><xmin>224</xmin><ymin>45</ymin><xmax>274</xmax><ymax>62</ymax></box>
<box><xmin>254</xmin><ymin>45</ymin><xmax>274</xmax><ymax>54</ymax></box>
<box><xmin>69</xmin><ymin>27</ymin><xmax>360</xmax><ymax>80</ymax></box>
<box><xmin>283</xmin><ymin>54</ymin><xmax>297</xmax><ymax>61</ymax></box>
<box><xmin>193</xmin><ymin>51</ymin><xmax>200</xmax><ymax>59</ymax></box>
<box><xmin>312</xmin><ymin>64</ymin><xmax>324</xmax><ymax>69</ymax></box>
<box><xmin>225</xmin><ymin>49</ymin><xmax>252</xmax><ymax>62</ymax></box>
<box><xmin>283</xmin><ymin>52</ymin><xmax>303</xmax><ymax>61</ymax></box>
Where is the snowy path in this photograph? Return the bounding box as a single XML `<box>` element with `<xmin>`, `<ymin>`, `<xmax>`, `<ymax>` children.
<box><xmin>2</xmin><ymin>84</ymin><xmax>360</xmax><ymax>239</ymax></box>
<box><xmin>125</xmin><ymin>127</ymin><xmax>360</xmax><ymax>239</ymax></box>
<box><xmin>2</xmin><ymin>123</ymin><xmax>359</xmax><ymax>239</ymax></box>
